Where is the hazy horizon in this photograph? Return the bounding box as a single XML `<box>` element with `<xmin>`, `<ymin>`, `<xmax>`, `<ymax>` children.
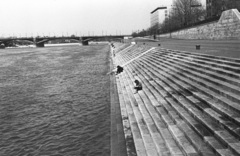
<box><xmin>0</xmin><ymin>0</ymin><xmax>172</xmax><ymax>37</ymax></box>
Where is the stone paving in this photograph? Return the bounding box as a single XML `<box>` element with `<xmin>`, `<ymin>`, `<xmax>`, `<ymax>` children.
<box><xmin>112</xmin><ymin>43</ymin><xmax>240</xmax><ymax>156</ymax></box>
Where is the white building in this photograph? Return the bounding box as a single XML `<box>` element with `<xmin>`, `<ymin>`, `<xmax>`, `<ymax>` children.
<box><xmin>198</xmin><ymin>0</ymin><xmax>206</xmax><ymax>9</ymax></box>
<box><xmin>150</xmin><ymin>7</ymin><xmax>168</xmax><ymax>27</ymax></box>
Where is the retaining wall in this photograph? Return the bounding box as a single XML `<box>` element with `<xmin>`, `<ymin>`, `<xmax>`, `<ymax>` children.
<box><xmin>159</xmin><ymin>9</ymin><xmax>240</xmax><ymax>40</ymax></box>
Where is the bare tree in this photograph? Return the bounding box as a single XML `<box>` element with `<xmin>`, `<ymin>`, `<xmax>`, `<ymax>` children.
<box><xmin>171</xmin><ymin>0</ymin><xmax>205</xmax><ymax>26</ymax></box>
<box><xmin>158</xmin><ymin>0</ymin><xmax>206</xmax><ymax>33</ymax></box>
<box><xmin>132</xmin><ymin>0</ymin><xmax>208</xmax><ymax>36</ymax></box>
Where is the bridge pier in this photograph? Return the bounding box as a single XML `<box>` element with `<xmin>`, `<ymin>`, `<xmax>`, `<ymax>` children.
<box><xmin>36</xmin><ymin>42</ymin><xmax>45</xmax><ymax>47</ymax></box>
<box><xmin>82</xmin><ymin>40</ymin><xmax>89</xmax><ymax>45</ymax></box>
<box><xmin>0</xmin><ymin>43</ymin><xmax>5</xmax><ymax>49</ymax></box>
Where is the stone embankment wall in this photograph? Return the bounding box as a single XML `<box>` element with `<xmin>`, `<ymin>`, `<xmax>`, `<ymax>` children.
<box><xmin>159</xmin><ymin>9</ymin><xmax>240</xmax><ymax>40</ymax></box>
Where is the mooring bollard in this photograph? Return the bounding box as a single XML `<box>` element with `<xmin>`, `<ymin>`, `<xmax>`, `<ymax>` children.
<box><xmin>196</xmin><ymin>45</ymin><xmax>200</xmax><ymax>50</ymax></box>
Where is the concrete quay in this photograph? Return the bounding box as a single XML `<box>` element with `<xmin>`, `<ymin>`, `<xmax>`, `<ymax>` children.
<box><xmin>110</xmin><ymin>42</ymin><xmax>240</xmax><ymax>156</ymax></box>
<box><xmin>133</xmin><ymin>37</ymin><xmax>240</xmax><ymax>58</ymax></box>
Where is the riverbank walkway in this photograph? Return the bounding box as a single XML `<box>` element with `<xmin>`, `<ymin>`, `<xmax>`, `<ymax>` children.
<box><xmin>111</xmin><ymin>43</ymin><xmax>240</xmax><ymax>156</ymax></box>
<box><xmin>133</xmin><ymin>37</ymin><xmax>240</xmax><ymax>58</ymax></box>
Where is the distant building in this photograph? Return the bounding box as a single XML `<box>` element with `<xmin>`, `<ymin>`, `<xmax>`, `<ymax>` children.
<box><xmin>150</xmin><ymin>7</ymin><xmax>168</xmax><ymax>27</ymax></box>
<box><xmin>206</xmin><ymin>0</ymin><xmax>240</xmax><ymax>18</ymax></box>
<box><xmin>198</xmin><ymin>0</ymin><xmax>207</xmax><ymax>9</ymax></box>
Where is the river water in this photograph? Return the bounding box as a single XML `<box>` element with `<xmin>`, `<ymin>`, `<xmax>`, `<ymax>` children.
<box><xmin>0</xmin><ymin>44</ymin><xmax>110</xmax><ymax>156</ymax></box>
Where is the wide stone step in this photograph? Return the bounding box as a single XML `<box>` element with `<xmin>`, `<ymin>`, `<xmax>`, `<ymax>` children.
<box><xmin>115</xmin><ymin>45</ymin><xmax>136</xmax><ymax>55</ymax></box>
<box><xmin>128</xmin><ymin>59</ymin><xmax>239</xmax><ymax>155</ymax></box>
<box><xmin>151</xmin><ymin>53</ymin><xmax>240</xmax><ymax>106</ymax></box>
<box><xmin>164</xmin><ymin>49</ymin><xmax>240</xmax><ymax>67</ymax></box>
<box><xmin>163</xmin><ymin>52</ymin><xmax>240</xmax><ymax>86</ymax></box>
<box><xmin>121</xmin><ymin>66</ymin><xmax>186</xmax><ymax>156</ymax></box>
<box><xmin>115</xmin><ymin>69</ymin><xmax>146</xmax><ymax>155</ymax></box>
<box><xmin>117</xmin><ymin>46</ymin><xmax>152</xmax><ymax>65</ymax></box>
<box><xmin>117</xmin><ymin>64</ymin><xmax>172</xmax><ymax>155</ymax></box>
<box><xmin>113</xmin><ymin>44</ymin><xmax>240</xmax><ymax>156</ymax></box>
<box><xmin>155</xmin><ymin>51</ymin><xmax>240</xmax><ymax>83</ymax></box>
<box><xmin>149</xmin><ymin>50</ymin><xmax>240</xmax><ymax>89</ymax></box>
<box><xmin>129</xmin><ymin>58</ymin><xmax>240</xmax><ymax>156</ymax></box>
<box><xmin>116</xmin><ymin>45</ymin><xmax>146</xmax><ymax>58</ymax></box>
<box><xmin>132</xmin><ymin>83</ymin><xmax>198</xmax><ymax>154</ymax></box>
<box><xmin>166</xmin><ymin>51</ymin><xmax>240</xmax><ymax>79</ymax></box>
<box><xmin>126</xmin><ymin>63</ymin><xmax>218</xmax><ymax>156</ymax></box>
<box><xmin>126</xmin><ymin>60</ymin><xmax>235</xmax><ymax>154</ymax></box>
<box><xmin>115</xmin><ymin>53</ymin><xmax>188</xmax><ymax>155</ymax></box>
<box><xmin>139</xmin><ymin>56</ymin><xmax>240</xmax><ymax>136</ymax></box>
<box><xmin>114</xmin><ymin>43</ymin><xmax>132</xmax><ymax>53</ymax></box>
<box><xmin>132</xmin><ymin>56</ymin><xmax>240</xmax><ymax>155</ymax></box>
<box><xmin>114</xmin><ymin>76</ymin><xmax>135</xmax><ymax>156</ymax></box>
<box><xmin>161</xmin><ymin>52</ymin><xmax>240</xmax><ymax>88</ymax></box>
<box><xmin>124</xmin><ymin>66</ymin><xmax>199</xmax><ymax>156</ymax></box>
<box><xmin>142</xmin><ymin>54</ymin><xmax>240</xmax><ymax>119</ymax></box>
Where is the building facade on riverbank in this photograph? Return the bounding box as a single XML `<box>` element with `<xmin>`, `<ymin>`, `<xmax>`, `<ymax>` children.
<box><xmin>150</xmin><ymin>7</ymin><xmax>168</xmax><ymax>27</ymax></box>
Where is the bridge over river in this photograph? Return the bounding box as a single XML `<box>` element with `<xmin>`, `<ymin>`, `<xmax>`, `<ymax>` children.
<box><xmin>0</xmin><ymin>35</ymin><xmax>131</xmax><ymax>47</ymax></box>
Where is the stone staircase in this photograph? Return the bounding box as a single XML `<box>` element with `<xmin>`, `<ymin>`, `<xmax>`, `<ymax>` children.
<box><xmin>113</xmin><ymin>43</ymin><xmax>131</xmax><ymax>53</ymax></box>
<box><xmin>113</xmin><ymin>44</ymin><xmax>240</xmax><ymax>156</ymax></box>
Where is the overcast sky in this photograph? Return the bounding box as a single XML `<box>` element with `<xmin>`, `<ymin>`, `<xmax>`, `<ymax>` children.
<box><xmin>0</xmin><ymin>0</ymin><xmax>172</xmax><ymax>37</ymax></box>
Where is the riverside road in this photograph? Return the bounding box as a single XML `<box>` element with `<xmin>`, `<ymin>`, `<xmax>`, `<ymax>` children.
<box><xmin>134</xmin><ymin>37</ymin><xmax>240</xmax><ymax>58</ymax></box>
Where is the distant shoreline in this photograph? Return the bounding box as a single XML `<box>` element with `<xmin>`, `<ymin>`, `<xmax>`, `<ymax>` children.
<box><xmin>5</xmin><ymin>43</ymin><xmax>81</xmax><ymax>49</ymax></box>
<box><xmin>5</xmin><ymin>42</ymin><xmax>112</xmax><ymax>49</ymax></box>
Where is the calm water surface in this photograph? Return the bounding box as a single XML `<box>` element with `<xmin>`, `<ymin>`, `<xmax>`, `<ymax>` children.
<box><xmin>0</xmin><ymin>45</ymin><xmax>110</xmax><ymax>156</ymax></box>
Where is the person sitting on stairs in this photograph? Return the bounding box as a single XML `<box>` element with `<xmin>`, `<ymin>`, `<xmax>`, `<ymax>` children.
<box><xmin>133</xmin><ymin>80</ymin><xmax>142</xmax><ymax>94</ymax></box>
<box><xmin>116</xmin><ymin>65</ymin><xmax>124</xmax><ymax>75</ymax></box>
